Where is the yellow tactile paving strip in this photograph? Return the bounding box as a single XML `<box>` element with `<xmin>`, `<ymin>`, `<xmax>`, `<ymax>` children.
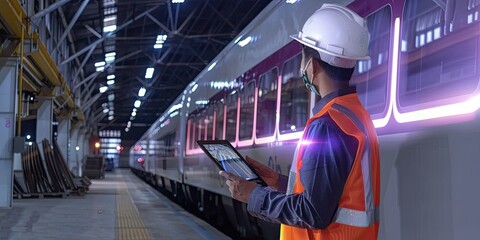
<box><xmin>116</xmin><ymin>175</ymin><xmax>151</xmax><ymax>240</ymax></box>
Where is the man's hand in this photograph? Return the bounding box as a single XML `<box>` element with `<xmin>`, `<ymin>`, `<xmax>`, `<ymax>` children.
<box><xmin>246</xmin><ymin>156</ymin><xmax>280</xmax><ymax>189</ymax></box>
<box><xmin>219</xmin><ymin>171</ymin><xmax>258</xmax><ymax>203</ymax></box>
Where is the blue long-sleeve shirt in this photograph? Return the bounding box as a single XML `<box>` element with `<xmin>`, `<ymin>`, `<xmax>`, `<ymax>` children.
<box><xmin>247</xmin><ymin>87</ymin><xmax>359</xmax><ymax>229</ymax></box>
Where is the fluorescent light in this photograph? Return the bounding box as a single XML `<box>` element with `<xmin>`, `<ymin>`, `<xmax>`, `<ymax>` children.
<box><xmin>75</xmin><ymin>146</ymin><xmax>80</xmax><ymax>151</ymax></box>
<box><xmin>104</xmin><ymin>15</ymin><xmax>117</xmax><ymax>22</ymax></box>
<box><xmin>127</xmin><ymin>121</ymin><xmax>131</xmax><ymax>127</ymax></box>
<box><xmin>107</xmin><ymin>80</ymin><xmax>115</xmax><ymax>85</ymax></box>
<box><xmin>108</xmin><ymin>94</ymin><xmax>115</xmax><ymax>101</ymax></box>
<box><xmin>238</xmin><ymin>36</ymin><xmax>252</xmax><ymax>47</ymax></box>
<box><xmin>107</xmin><ymin>74</ymin><xmax>115</xmax><ymax>80</ymax></box>
<box><xmin>133</xmin><ymin>108</ymin><xmax>137</xmax><ymax>112</ymax></box>
<box><xmin>108</xmin><ymin>115</ymin><xmax>114</xmax><ymax>120</ymax></box>
<box><xmin>105</xmin><ymin>56</ymin><xmax>115</xmax><ymax>63</ymax></box>
<box><xmin>134</xmin><ymin>100</ymin><xmax>141</xmax><ymax>108</ymax></box>
<box><xmin>105</xmin><ymin>52</ymin><xmax>116</xmax><ymax>58</ymax></box>
<box><xmin>172</xmin><ymin>0</ymin><xmax>185</xmax><ymax>3</ymax></box>
<box><xmin>286</xmin><ymin>0</ymin><xmax>298</xmax><ymax>4</ymax></box>
<box><xmin>96</xmin><ymin>67</ymin><xmax>105</xmax><ymax>72</ymax></box>
<box><xmin>103</xmin><ymin>25</ymin><xmax>117</xmax><ymax>33</ymax></box>
<box><xmin>26</xmin><ymin>135</ymin><xmax>31</xmax><ymax>140</ymax></box>
<box><xmin>157</xmin><ymin>35</ymin><xmax>167</xmax><ymax>41</ymax></box>
<box><xmin>131</xmin><ymin>111</ymin><xmax>137</xmax><ymax>117</ymax></box>
<box><xmin>145</xmin><ymin>67</ymin><xmax>154</xmax><ymax>78</ymax></box>
<box><xmin>95</xmin><ymin>61</ymin><xmax>106</xmax><ymax>67</ymax></box>
<box><xmin>154</xmin><ymin>35</ymin><xmax>167</xmax><ymax>49</ymax></box>
<box><xmin>99</xmin><ymin>86</ymin><xmax>108</xmax><ymax>93</ymax></box>
<box><xmin>103</xmin><ymin>108</ymin><xmax>109</xmax><ymax>113</ymax></box>
<box><xmin>138</xmin><ymin>87</ymin><xmax>146</xmax><ymax>97</ymax></box>
<box><xmin>108</xmin><ymin>110</ymin><xmax>114</xmax><ymax>116</ymax></box>
<box><xmin>125</xmin><ymin>128</ymin><xmax>129</xmax><ymax>132</ymax></box>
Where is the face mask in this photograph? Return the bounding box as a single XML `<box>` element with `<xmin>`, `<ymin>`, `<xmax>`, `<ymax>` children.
<box><xmin>301</xmin><ymin>58</ymin><xmax>321</xmax><ymax>96</ymax></box>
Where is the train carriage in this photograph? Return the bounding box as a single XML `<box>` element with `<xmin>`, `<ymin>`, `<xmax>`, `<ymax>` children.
<box><xmin>131</xmin><ymin>0</ymin><xmax>480</xmax><ymax>239</ymax></box>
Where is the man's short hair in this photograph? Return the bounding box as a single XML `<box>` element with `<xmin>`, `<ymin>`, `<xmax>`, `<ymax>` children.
<box><xmin>302</xmin><ymin>46</ymin><xmax>355</xmax><ymax>82</ymax></box>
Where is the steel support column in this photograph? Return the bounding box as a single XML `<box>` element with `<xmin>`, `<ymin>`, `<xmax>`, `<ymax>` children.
<box><xmin>77</xmin><ymin>131</ymin><xmax>86</xmax><ymax>176</ymax></box>
<box><xmin>36</xmin><ymin>97</ymin><xmax>53</xmax><ymax>145</ymax></box>
<box><xmin>57</xmin><ymin>119</ymin><xmax>70</xmax><ymax>166</ymax></box>
<box><xmin>70</xmin><ymin>128</ymin><xmax>79</xmax><ymax>173</ymax></box>
<box><xmin>0</xmin><ymin>58</ymin><xmax>18</xmax><ymax>208</ymax></box>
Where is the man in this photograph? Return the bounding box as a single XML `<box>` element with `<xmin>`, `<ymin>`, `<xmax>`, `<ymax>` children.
<box><xmin>220</xmin><ymin>3</ymin><xmax>380</xmax><ymax>240</ymax></box>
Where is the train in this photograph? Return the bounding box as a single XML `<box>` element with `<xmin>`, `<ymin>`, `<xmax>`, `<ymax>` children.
<box><xmin>130</xmin><ymin>0</ymin><xmax>480</xmax><ymax>239</ymax></box>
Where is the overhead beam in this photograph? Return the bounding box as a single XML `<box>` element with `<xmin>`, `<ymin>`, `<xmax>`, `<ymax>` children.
<box><xmin>207</xmin><ymin>3</ymin><xmax>235</xmax><ymax>29</ymax></box>
<box><xmin>74</xmin><ymin>49</ymin><xmax>143</xmax><ymax>92</ymax></box>
<box><xmin>146</xmin><ymin>13</ymin><xmax>171</xmax><ymax>33</ymax></box>
<box><xmin>81</xmin><ymin>92</ymin><xmax>102</xmax><ymax>112</ymax></box>
<box><xmin>60</xmin><ymin>6</ymin><xmax>159</xmax><ymax>66</ymax></box>
<box><xmin>72</xmin><ymin>45</ymin><xmax>96</xmax><ymax>91</ymax></box>
<box><xmin>31</xmin><ymin>0</ymin><xmax>71</xmax><ymax>21</ymax></box>
<box><xmin>176</xmin><ymin>8</ymin><xmax>197</xmax><ymax>34</ymax></box>
<box><xmin>54</xmin><ymin>0</ymin><xmax>89</xmax><ymax>52</ymax></box>
<box><xmin>58</xmin><ymin>7</ymin><xmax>83</xmax><ymax>79</ymax></box>
<box><xmin>84</xmin><ymin>24</ymin><xmax>102</xmax><ymax>39</ymax></box>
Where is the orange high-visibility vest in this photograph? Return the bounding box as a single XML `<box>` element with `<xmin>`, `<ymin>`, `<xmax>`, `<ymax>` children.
<box><xmin>280</xmin><ymin>93</ymin><xmax>380</xmax><ymax>240</ymax></box>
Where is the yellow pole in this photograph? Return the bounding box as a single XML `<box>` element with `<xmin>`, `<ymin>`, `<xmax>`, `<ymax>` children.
<box><xmin>17</xmin><ymin>18</ymin><xmax>26</xmax><ymax>136</ymax></box>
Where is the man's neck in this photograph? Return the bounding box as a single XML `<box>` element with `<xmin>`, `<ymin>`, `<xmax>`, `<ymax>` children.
<box><xmin>318</xmin><ymin>75</ymin><xmax>350</xmax><ymax>98</ymax></box>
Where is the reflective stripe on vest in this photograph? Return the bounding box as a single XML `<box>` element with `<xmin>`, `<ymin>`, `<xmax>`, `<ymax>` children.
<box><xmin>331</xmin><ymin>103</ymin><xmax>378</xmax><ymax>227</ymax></box>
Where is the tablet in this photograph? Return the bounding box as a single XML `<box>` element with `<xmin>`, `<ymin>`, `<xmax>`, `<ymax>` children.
<box><xmin>197</xmin><ymin>140</ymin><xmax>267</xmax><ymax>186</ymax></box>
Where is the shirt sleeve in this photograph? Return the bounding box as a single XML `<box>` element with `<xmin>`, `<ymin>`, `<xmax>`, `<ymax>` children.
<box><xmin>247</xmin><ymin>115</ymin><xmax>358</xmax><ymax>229</ymax></box>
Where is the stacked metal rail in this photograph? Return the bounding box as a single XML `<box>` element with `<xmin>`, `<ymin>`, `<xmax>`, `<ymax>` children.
<box><xmin>16</xmin><ymin>139</ymin><xmax>91</xmax><ymax>198</ymax></box>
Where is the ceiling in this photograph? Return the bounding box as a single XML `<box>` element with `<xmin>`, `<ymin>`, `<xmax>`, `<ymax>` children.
<box><xmin>64</xmin><ymin>0</ymin><xmax>272</xmax><ymax>141</ymax></box>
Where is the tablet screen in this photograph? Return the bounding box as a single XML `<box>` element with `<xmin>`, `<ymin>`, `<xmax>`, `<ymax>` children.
<box><xmin>200</xmin><ymin>142</ymin><xmax>258</xmax><ymax>180</ymax></box>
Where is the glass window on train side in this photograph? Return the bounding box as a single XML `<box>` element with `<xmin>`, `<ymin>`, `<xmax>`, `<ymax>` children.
<box><xmin>188</xmin><ymin>118</ymin><xmax>195</xmax><ymax>150</ymax></box>
<box><xmin>280</xmin><ymin>54</ymin><xmax>309</xmax><ymax>134</ymax></box>
<box><xmin>351</xmin><ymin>6</ymin><xmax>391</xmax><ymax>117</ymax></box>
<box><xmin>195</xmin><ymin>113</ymin><xmax>204</xmax><ymax>148</ymax></box>
<box><xmin>239</xmin><ymin>81</ymin><xmax>255</xmax><ymax>141</ymax></box>
<box><xmin>399</xmin><ymin>0</ymin><xmax>480</xmax><ymax>107</ymax></box>
<box><xmin>225</xmin><ymin>91</ymin><xmax>238</xmax><ymax>142</ymax></box>
<box><xmin>206</xmin><ymin>107</ymin><xmax>214</xmax><ymax>140</ymax></box>
<box><xmin>257</xmin><ymin>68</ymin><xmax>278</xmax><ymax>138</ymax></box>
<box><xmin>215</xmin><ymin>101</ymin><xmax>224</xmax><ymax>140</ymax></box>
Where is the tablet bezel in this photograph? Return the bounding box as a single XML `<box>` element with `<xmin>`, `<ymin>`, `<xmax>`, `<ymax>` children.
<box><xmin>197</xmin><ymin>140</ymin><xmax>267</xmax><ymax>186</ymax></box>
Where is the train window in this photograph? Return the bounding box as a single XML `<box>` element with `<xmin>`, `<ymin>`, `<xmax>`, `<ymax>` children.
<box><xmin>225</xmin><ymin>91</ymin><xmax>238</xmax><ymax>142</ymax></box>
<box><xmin>280</xmin><ymin>54</ymin><xmax>309</xmax><ymax>134</ymax></box>
<box><xmin>239</xmin><ymin>81</ymin><xmax>255</xmax><ymax>141</ymax></box>
<box><xmin>215</xmin><ymin>101</ymin><xmax>224</xmax><ymax>140</ymax></box>
<box><xmin>195</xmin><ymin>112</ymin><xmax>205</xmax><ymax>148</ymax></box>
<box><xmin>351</xmin><ymin>6</ymin><xmax>391</xmax><ymax>116</ymax></box>
<box><xmin>399</xmin><ymin>0</ymin><xmax>480</xmax><ymax>107</ymax></box>
<box><xmin>206</xmin><ymin>107</ymin><xmax>214</xmax><ymax>140</ymax></box>
<box><xmin>188</xmin><ymin>118</ymin><xmax>195</xmax><ymax>150</ymax></box>
<box><xmin>256</xmin><ymin>68</ymin><xmax>278</xmax><ymax>138</ymax></box>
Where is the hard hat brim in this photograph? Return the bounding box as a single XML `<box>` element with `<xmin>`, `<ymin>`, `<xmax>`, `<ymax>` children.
<box><xmin>290</xmin><ymin>34</ymin><xmax>370</xmax><ymax>61</ymax></box>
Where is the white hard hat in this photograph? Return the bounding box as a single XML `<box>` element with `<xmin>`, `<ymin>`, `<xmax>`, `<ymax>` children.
<box><xmin>291</xmin><ymin>3</ymin><xmax>370</xmax><ymax>68</ymax></box>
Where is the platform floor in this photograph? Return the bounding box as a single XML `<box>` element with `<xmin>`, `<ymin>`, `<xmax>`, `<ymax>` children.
<box><xmin>0</xmin><ymin>169</ymin><xmax>231</xmax><ymax>240</ymax></box>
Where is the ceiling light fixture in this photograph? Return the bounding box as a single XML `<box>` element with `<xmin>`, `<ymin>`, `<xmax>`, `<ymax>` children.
<box><xmin>134</xmin><ymin>100</ymin><xmax>141</xmax><ymax>108</ymax></box>
<box><xmin>145</xmin><ymin>67</ymin><xmax>154</xmax><ymax>78</ymax></box>
<box><xmin>138</xmin><ymin>87</ymin><xmax>146</xmax><ymax>97</ymax></box>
